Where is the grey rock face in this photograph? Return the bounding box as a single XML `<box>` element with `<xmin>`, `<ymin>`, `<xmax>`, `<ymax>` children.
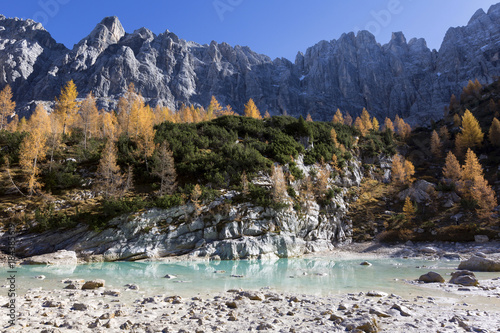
<box><xmin>2</xmin><ymin>4</ymin><xmax>500</xmax><ymax>124</ymax></box>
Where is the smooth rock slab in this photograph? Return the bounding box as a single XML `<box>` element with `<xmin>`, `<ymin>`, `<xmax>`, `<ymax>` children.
<box><xmin>449</xmin><ymin>270</ymin><xmax>479</xmax><ymax>286</ymax></box>
<box><xmin>418</xmin><ymin>271</ymin><xmax>445</xmax><ymax>283</ymax></box>
<box><xmin>458</xmin><ymin>255</ymin><xmax>500</xmax><ymax>272</ymax></box>
<box><xmin>22</xmin><ymin>250</ymin><xmax>77</xmax><ymax>266</ymax></box>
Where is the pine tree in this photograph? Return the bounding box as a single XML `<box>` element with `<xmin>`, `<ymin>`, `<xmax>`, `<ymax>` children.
<box><xmin>78</xmin><ymin>93</ymin><xmax>99</xmax><ymax>150</ymax></box>
<box><xmin>152</xmin><ymin>142</ymin><xmax>177</xmax><ymax>196</ymax></box>
<box><xmin>442</xmin><ymin>151</ymin><xmax>462</xmax><ymax>184</ymax></box>
<box><xmin>430</xmin><ymin>130</ymin><xmax>442</xmax><ymax>158</ymax></box>
<box><xmin>244</xmin><ymin>98</ymin><xmax>261</xmax><ymax>119</ymax></box>
<box><xmin>402</xmin><ymin>196</ymin><xmax>416</xmax><ymax>222</ymax></box>
<box><xmin>271</xmin><ymin>164</ymin><xmax>287</xmax><ymax>203</ymax></box>
<box><xmin>455</xmin><ymin>109</ymin><xmax>484</xmax><ymax>154</ymax></box>
<box><xmin>384</xmin><ymin>117</ymin><xmax>394</xmax><ymax>133</ymax></box>
<box><xmin>0</xmin><ymin>85</ymin><xmax>16</xmax><ymax>131</ymax></box>
<box><xmin>93</xmin><ymin>140</ymin><xmax>124</xmax><ymax>199</ymax></box>
<box><xmin>19</xmin><ymin>104</ymin><xmax>50</xmax><ymax>196</ymax></box>
<box><xmin>360</xmin><ymin>108</ymin><xmax>373</xmax><ymax>131</ymax></box>
<box><xmin>488</xmin><ymin>118</ymin><xmax>500</xmax><ymax>146</ymax></box>
<box><xmin>332</xmin><ymin>109</ymin><xmax>343</xmax><ymax>124</ymax></box>
<box><xmin>344</xmin><ymin>112</ymin><xmax>353</xmax><ymax>126</ymax></box>
<box><xmin>54</xmin><ymin>80</ymin><xmax>78</xmax><ymax>135</ymax></box>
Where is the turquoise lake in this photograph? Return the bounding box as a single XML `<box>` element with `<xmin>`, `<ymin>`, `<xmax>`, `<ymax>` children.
<box><xmin>6</xmin><ymin>258</ymin><xmax>500</xmax><ymax>299</ymax></box>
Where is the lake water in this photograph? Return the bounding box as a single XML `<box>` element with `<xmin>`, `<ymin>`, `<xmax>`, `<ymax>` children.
<box><xmin>6</xmin><ymin>258</ymin><xmax>500</xmax><ymax>299</ymax></box>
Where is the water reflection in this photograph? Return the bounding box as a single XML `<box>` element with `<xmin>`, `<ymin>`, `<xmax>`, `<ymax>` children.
<box><xmin>7</xmin><ymin>258</ymin><xmax>498</xmax><ymax>297</ymax></box>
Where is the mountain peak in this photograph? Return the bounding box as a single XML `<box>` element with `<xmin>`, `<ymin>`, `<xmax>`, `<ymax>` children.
<box><xmin>468</xmin><ymin>8</ymin><xmax>486</xmax><ymax>24</ymax></box>
<box><xmin>79</xmin><ymin>16</ymin><xmax>125</xmax><ymax>51</ymax></box>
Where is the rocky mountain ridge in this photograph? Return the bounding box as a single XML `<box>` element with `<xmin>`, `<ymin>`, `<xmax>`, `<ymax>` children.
<box><xmin>2</xmin><ymin>4</ymin><xmax>500</xmax><ymax>124</ymax></box>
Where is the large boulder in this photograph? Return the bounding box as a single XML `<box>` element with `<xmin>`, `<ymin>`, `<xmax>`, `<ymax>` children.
<box><xmin>458</xmin><ymin>255</ymin><xmax>500</xmax><ymax>272</ymax></box>
<box><xmin>418</xmin><ymin>271</ymin><xmax>445</xmax><ymax>283</ymax></box>
<box><xmin>449</xmin><ymin>270</ymin><xmax>479</xmax><ymax>286</ymax></box>
<box><xmin>21</xmin><ymin>250</ymin><xmax>77</xmax><ymax>266</ymax></box>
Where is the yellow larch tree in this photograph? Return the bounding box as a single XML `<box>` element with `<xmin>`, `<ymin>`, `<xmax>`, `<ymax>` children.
<box><xmin>117</xmin><ymin>83</ymin><xmax>143</xmax><ymax>136</ymax></box>
<box><xmin>54</xmin><ymin>80</ymin><xmax>78</xmax><ymax>135</ymax></box>
<box><xmin>135</xmin><ymin>105</ymin><xmax>156</xmax><ymax>171</ymax></box>
<box><xmin>7</xmin><ymin>114</ymin><xmax>18</xmax><ymax>132</ymax></box>
<box><xmin>264</xmin><ymin>110</ymin><xmax>271</xmax><ymax>119</ymax></box>
<box><xmin>0</xmin><ymin>85</ymin><xmax>16</xmax><ymax>131</ymax></box>
<box><xmin>360</xmin><ymin>108</ymin><xmax>373</xmax><ymax>131</ymax></box>
<box><xmin>372</xmin><ymin>117</ymin><xmax>380</xmax><ymax>132</ymax></box>
<box><xmin>78</xmin><ymin>93</ymin><xmax>99</xmax><ymax>150</ymax></box>
<box><xmin>394</xmin><ymin>115</ymin><xmax>411</xmax><ymax>139</ymax></box>
<box><xmin>472</xmin><ymin>174</ymin><xmax>498</xmax><ymax>221</ymax></box>
<box><xmin>488</xmin><ymin>117</ymin><xmax>500</xmax><ymax>146</ymax></box>
<box><xmin>430</xmin><ymin>130</ymin><xmax>442</xmax><ymax>158</ymax></box>
<box><xmin>354</xmin><ymin>117</ymin><xmax>367</xmax><ymax>136</ymax></box>
<box><xmin>19</xmin><ymin>104</ymin><xmax>50</xmax><ymax>196</ymax></box>
<box><xmin>100</xmin><ymin>111</ymin><xmax>118</xmax><ymax>140</ymax></box>
<box><xmin>17</xmin><ymin>117</ymin><xmax>28</xmax><ymax>133</ymax></box>
<box><xmin>244</xmin><ymin>98</ymin><xmax>261</xmax><ymax>119</ymax></box>
<box><xmin>402</xmin><ymin>196</ymin><xmax>417</xmax><ymax>222</ymax></box>
<box><xmin>306</xmin><ymin>113</ymin><xmax>313</xmax><ymax>122</ymax></box>
<box><xmin>332</xmin><ymin>109</ymin><xmax>343</xmax><ymax>124</ymax></box>
<box><xmin>453</xmin><ymin>114</ymin><xmax>462</xmax><ymax>127</ymax></box>
<box><xmin>344</xmin><ymin>112</ymin><xmax>353</xmax><ymax>126</ymax></box>
<box><xmin>191</xmin><ymin>184</ymin><xmax>203</xmax><ymax>215</ymax></box>
<box><xmin>46</xmin><ymin>111</ymin><xmax>63</xmax><ymax>172</ymax></box>
<box><xmin>442</xmin><ymin>151</ymin><xmax>461</xmax><ymax>184</ymax></box>
<box><xmin>206</xmin><ymin>96</ymin><xmax>223</xmax><ymax>120</ymax></box>
<box><xmin>460</xmin><ymin>148</ymin><xmax>497</xmax><ymax>220</ymax></box>
<box><xmin>152</xmin><ymin>141</ymin><xmax>177</xmax><ymax>196</ymax></box>
<box><xmin>391</xmin><ymin>154</ymin><xmax>415</xmax><ymax>186</ymax></box>
<box><xmin>439</xmin><ymin>126</ymin><xmax>450</xmax><ymax>142</ymax></box>
<box><xmin>93</xmin><ymin>139</ymin><xmax>124</xmax><ymax>199</ymax></box>
<box><xmin>271</xmin><ymin>164</ymin><xmax>287</xmax><ymax>203</ymax></box>
<box><xmin>153</xmin><ymin>105</ymin><xmax>174</xmax><ymax>125</ymax></box>
<box><xmin>330</xmin><ymin>128</ymin><xmax>339</xmax><ymax>148</ymax></box>
<box><xmin>384</xmin><ymin>117</ymin><xmax>394</xmax><ymax>133</ymax></box>
<box><xmin>455</xmin><ymin>109</ymin><xmax>484</xmax><ymax>155</ymax></box>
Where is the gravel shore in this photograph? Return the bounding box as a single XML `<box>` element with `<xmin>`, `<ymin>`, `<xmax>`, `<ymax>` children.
<box><xmin>2</xmin><ymin>241</ymin><xmax>499</xmax><ymax>332</ymax></box>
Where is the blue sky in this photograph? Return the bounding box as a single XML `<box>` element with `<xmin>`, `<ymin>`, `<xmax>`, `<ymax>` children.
<box><xmin>1</xmin><ymin>0</ymin><xmax>499</xmax><ymax>60</ymax></box>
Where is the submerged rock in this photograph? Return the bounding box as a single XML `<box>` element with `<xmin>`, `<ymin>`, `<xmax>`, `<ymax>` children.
<box><xmin>82</xmin><ymin>279</ymin><xmax>105</xmax><ymax>290</ymax></box>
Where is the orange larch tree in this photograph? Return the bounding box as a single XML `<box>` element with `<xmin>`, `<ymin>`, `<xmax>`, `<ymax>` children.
<box><xmin>54</xmin><ymin>80</ymin><xmax>78</xmax><ymax>135</ymax></box>
<box><xmin>0</xmin><ymin>85</ymin><xmax>16</xmax><ymax>131</ymax></box>
<box><xmin>19</xmin><ymin>104</ymin><xmax>50</xmax><ymax>196</ymax></box>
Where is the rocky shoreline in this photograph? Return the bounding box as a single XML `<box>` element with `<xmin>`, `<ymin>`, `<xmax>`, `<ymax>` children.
<box><xmin>1</xmin><ymin>278</ymin><xmax>499</xmax><ymax>332</ymax></box>
<box><xmin>1</xmin><ymin>241</ymin><xmax>500</xmax><ymax>332</ymax></box>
